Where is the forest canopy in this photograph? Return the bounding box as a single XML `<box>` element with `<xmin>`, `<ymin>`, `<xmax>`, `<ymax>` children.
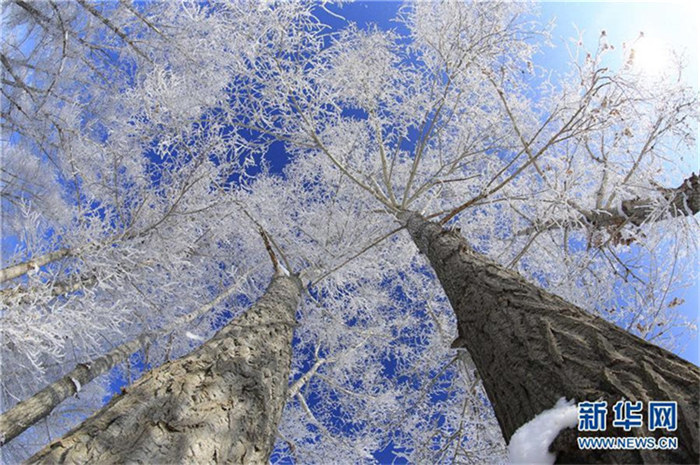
<box><xmin>1</xmin><ymin>1</ymin><xmax>698</xmax><ymax>463</ymax></box>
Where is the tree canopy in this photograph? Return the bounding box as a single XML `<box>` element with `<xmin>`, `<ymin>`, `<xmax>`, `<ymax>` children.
<box><xmin>1</xmin><ymin>1</ymin><xmax>698</xmax><ymax>463</ymax></box>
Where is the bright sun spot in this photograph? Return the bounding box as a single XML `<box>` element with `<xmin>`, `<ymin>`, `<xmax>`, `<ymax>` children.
<box><xmin>630</xmin><ymin>35</ymin><xmax>672</xmax><ymax>77</ymax></box>
<box><xmin>627</xmin><ymin>0</ymin><xmax>700</xmax><ymax>79</ymax></box>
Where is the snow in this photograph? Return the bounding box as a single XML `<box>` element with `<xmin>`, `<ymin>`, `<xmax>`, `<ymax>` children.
<box><xmin>70</xmin><ymin>377</ymin><xmax>82</xmax><ymax>395</ymax></box>
<box><xmin>507</xmin><ymin>397</ymin><xmax>578</xmax><ymax>465</ymax></box>
<box><xmin>185</xmin><ymin>331</ymin><xmax>204</xmax><ymax>341</ymax></box>
<box><xmin>276</xmin><ymin>263</ymin><xmax>290</xmax><ymax>277</ymax></box>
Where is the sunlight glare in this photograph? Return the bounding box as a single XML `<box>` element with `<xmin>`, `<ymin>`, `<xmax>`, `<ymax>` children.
<box><xmin>630</xmin><ymin>34</ymin><xmax>672</xmax><ymax>77</ymax></box>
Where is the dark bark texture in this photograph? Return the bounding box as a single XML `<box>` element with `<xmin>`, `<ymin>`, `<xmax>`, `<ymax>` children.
<box><xmin>519</xmin><ymin>172</ymin><xmax>700</xmax><ymax>237</ymax></box>
<box><xmin>26</xmin><ymin>274</ymin><xmax>302</xmax><ymax>465</ymax></box>
<box><xmin>404</xmin><ymin>212</ymin><xmax>699</xmax><ymax>464</ymax></box>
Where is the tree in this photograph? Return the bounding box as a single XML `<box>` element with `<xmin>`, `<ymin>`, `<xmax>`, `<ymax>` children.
<box><xmin>27</xmin><ymin>271</ymin><xmax>302</xmax><ymax>464</ymax></box>
<box><xmin>220</xmin><ymin>0</ymin><xmax>698</xmax><ymax>453</ymax></box>
<box><xmin>210</xmin><ymin>2</ymin><xmax>700</xmax><ymax>462</ymax></box>
<box><xmin>1</xmin><ymin>1</ymin><xmax>322</xmax><ymax>459</ymax></box>
<box><xmin>402</xmin><ymin>211</ymin><xmax>699</xmax><ymax>463</ymax></box>
<box><xmin>2</xmin><ymin>1</ymin><xmax>699</xmax><ymax>463</ymax></box>
<box><xmin>0</xmin><ymin>268</ymin><xmax>256</xmax><ymax>446</ymax></box>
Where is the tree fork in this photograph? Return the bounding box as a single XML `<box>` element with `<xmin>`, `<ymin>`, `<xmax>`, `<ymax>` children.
<box><xmin>402</xmin><ymin>211</ymin><xmax>699</xmax><ymax>464</ymax></box>
<box><xmin>25</xmin><ymin>274</ymin><xmax>302</xmax><ymax>464</ymax></box>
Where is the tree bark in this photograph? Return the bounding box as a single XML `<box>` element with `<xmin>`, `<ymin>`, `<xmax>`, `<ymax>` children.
<box><xmin>0</xmin><ymin>248</ymin><xmax>72</xmax><ymax>283</ymax></box>
<box><xmin>403</xmin><ymin>211</ymin><xmax>699</xmax><ymax>464</ymax></box>
<box><xmin>1</xmin><ymin>333</ymin><xmax>149</xmax><ymax>448</ymax></box>
<box><xmin>0</xmin><ymin>275</ymin><xmax>95</xmax><ymax>305</ymax></box>
<box><xmin>611</xmin><ymin>172</ymin><xmax>700</xmax><ymax>226</ymax></box>
<box><xmin>25</xmin><ymin>274</ymin><xmax>302</xmax><ymax>464</ymax></box>
<box><xmin>0</xmin><ymin>279</ymin><xmax>245</xmax><ymax>446</ymax></box>
<box><xmin>520</xmin><ymin>172</ymin><xmax>700</xmax><ymax>236</ymax></box>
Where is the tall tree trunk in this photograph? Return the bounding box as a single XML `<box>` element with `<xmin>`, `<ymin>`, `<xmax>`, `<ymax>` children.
<box><xmin>25</xmin><ymin>274</ymin><xmax>302</xmax><ymax>464</ymax></box>
<box><xmin>0</xmin><ymin>279</ymin><xmax>245</xmax><ymax>446</ymax></box>
<box><xmin>403</xmin><ymin>212</ymin><xmax>699</xmax><ymax>464</ymax></box>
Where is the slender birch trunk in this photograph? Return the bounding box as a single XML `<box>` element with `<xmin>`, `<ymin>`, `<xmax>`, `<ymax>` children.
<box><xmin>0</xmin><ymin>278</ymin><xmax>247</xmax><ymax>446</ymax></box>
<box><xmin>0</xmin><ymin>248</ymin><xmax>72</xmax><ymax>284</ymax></box>
<box><xmin>25</xmin><ymin>274</ymin><xmax>302</xmax><ymax>464</ymax></box>
<box><xmin>0</xmin><ymin>217</ymin><xmax>204</xmax><ymax>285</ymax></box>
<box><xmin>0</xmin><ymin>275</ymin><xmax>95</xmax><ymax>305</ymax></box>
<box><xmin>403</xmin><ymin>212</ymin><xmax>699</xmax><ymax>464</ymax></box>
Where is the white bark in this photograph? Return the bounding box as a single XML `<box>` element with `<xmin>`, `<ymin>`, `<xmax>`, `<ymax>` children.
<box><xmin>0</xmin><ymin>248</ymin><xmax>72</xmax><ymax>283</ymax></box>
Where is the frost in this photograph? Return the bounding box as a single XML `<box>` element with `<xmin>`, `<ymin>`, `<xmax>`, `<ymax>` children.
<box><xmin>507</xmin><ymin>397</ymin><xmax>578</xmax><ymax>465</ymax></box>
<box><xmin>70</xmin><ymin>377</ymin><xmax>82</xmax><ymax>395</ymax></box>
<box><xmin>185</xmin><ymin>331</ymin><xmax>204</xmax><ymax>341</ymax></box>
<box><xmin>276</xmin><ymin>263</ymin><xmax>290</xmax><ymax>277</ymax></box>
<box><xmin>2</xmin><ymin>0</ymin><xmax>696</xmax><ymax>462</ymax></box>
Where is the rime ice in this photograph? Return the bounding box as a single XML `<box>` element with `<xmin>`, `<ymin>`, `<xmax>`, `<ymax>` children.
<box><xmin>185</xmin><ymin>331</ymin><xmax>204</xmax><ymax>342</ymax></box>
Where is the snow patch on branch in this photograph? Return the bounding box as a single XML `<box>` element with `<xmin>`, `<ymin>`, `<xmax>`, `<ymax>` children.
<box><xmin>275</xmin><ymin>263</ymin><xmax>290</xmax><ymax>277</ymax></box>
<box><xmin>185</xmin><ymin>331</ymin><xmax>204</xmax><ymax>341</ymax></box>
<box><xmin>70</xmin><ymin>377</ymin><xmax>82</xmax><ymax>395</ymax></box>
<box><xmin>507</xmin><ymin>397</ymin><xmax>578</xmax><ymax>465</ymax></box>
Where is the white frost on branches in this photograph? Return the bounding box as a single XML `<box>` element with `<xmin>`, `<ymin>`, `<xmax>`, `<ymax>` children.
<box><xmin>1</xmin><ymin>0</ymin><xmax>697</xmax><ymax>463</ymax></box>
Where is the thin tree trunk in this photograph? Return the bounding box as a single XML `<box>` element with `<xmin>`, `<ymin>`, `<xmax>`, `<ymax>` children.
<box><xmin>0</xmin><ymin>278</ymin><xmax>246</xmax><ymax>446</ymax></box>
<box><xmin>0</xmin><ymin>218</ymin><xmax>209</xmax><ymax>285</ymax></box>
<box><xmin>1</xmin><ymin>333</ymin><xmax>148</xmax><ymax>448</ymax></box>
<box><xmin>0</xmin><ymin>248</ymin><xmax>72</xmax><ymax>283</ymax></box>
<box><xmin>25</xmin><ymin>274</ymin><xmax>302</xmax><ymax>464</ymax></box>
<box><xmin>0</xmin><ymin>275</ymin><xmax>95</xmax><ymax>305</ymax></box>
<box><xmin>403</xmin><ymin>211</ymin><xmax>699</xmax><ymax>464</ymax></box>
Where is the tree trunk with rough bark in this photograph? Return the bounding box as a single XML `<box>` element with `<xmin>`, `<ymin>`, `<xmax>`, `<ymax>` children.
<box><xmin>403</xmin><ymin>211</ymin><xmax>699</xmax><ymax>464</ymax></box>
<box><xmin>0</xmin><ymin>280</ymin><xmax>245</xmax><ymax>446</ymax></box>
<box><xmin>520</xmin><ymin>172</ymin><xmax>700</xmax><ymax>236</ymax></box>
<box><xmin>25</xmin><ymin>274</ymin><xmax>302</xmax><ymax>464</ymax></box>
